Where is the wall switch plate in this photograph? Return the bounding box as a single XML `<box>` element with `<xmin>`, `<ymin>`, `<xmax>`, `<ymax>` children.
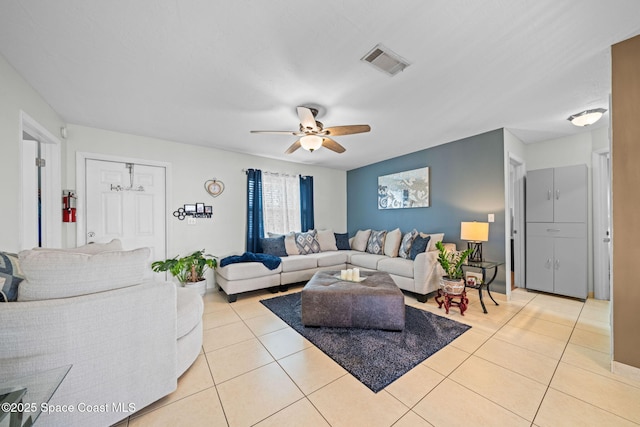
<box><xmin>187</xmin><ymin>217</ymin><xmax>196</xmax><ymax>225</ymax></box>
<box><xmin>488</xmin><ymin>213</ymin><xmax>495</xmax><ymax>223</ymax></box>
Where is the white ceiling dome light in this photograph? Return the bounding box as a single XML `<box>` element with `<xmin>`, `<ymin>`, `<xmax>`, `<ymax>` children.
<box><xmin>567</xmin><ymin>108</ymin><xmax>607</xmax><ymax>127</ymax></box>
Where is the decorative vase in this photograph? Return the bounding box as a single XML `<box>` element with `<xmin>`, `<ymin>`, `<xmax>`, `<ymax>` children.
<box><xmin>440</xmin><ymin>276</ymin><xmax>465</xmax><ymax>295</ymax></box>
<box><xmin>184</xmin><ymin>279</ymin><xmax>207</xmax><ymax>297</ymax></box>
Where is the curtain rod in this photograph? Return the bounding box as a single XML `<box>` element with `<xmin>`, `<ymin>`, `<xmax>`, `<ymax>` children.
<box><xmin>241</xmin><ymin>168</ymin><xmax>313</xmax><ymax>178</ymax></box>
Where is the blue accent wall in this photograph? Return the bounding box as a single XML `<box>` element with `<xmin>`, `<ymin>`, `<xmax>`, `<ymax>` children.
<box><xmin>347</xmin><ymin>129</ymin><xmax>507</xmax><ymax>292</ymax></box>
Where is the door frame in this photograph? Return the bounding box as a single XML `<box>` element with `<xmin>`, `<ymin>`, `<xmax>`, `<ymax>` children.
<box><xmin>76</xmin><ymin>152</ymin><xmax>171</xmax><ymax>259</ymax></box>
<box><xmin>19</xmin><ymin>111</ymin><xmax>62</xmax><ymax>249</ymax></box>
<box><xmin>506</xmin><ymin>152</ymin><xmax>526</xmax><ymax>297</ymax></box>
<box><xmin>592</xmin><ymin>148</ymin><xmax>611</xmax><ymax>300</ymax></box>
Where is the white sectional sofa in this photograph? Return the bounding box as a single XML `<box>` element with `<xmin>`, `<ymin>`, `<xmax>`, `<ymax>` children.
<box><xmin>0</xmin><ymin>240</ymin><xmax>203</xmax><ymax>427</ymax></box>
<box><xmin>215</xmin><ymin>228</ymin><xmax>454</xmax><ymax>303</ymax></box>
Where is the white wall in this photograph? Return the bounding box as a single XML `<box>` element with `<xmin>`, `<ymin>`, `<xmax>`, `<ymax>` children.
<box><xmin>0</xmin><ymin>53</ymin><xmax>66</xmax><ymax>252</ymax></box>
<box><xmin>524</xmin><ymin>127</ymin><xmax>609</xmax><ymax>295</ymax></box>
<box><xmin>64</xmin><ymin>125</ymin><xmax>347</xmax><ymax>262</ymax></box>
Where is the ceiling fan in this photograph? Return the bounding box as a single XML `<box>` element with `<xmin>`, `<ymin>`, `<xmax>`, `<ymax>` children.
<box><xmin>250</xmin><ymin>106</ymin><xmax>371</xmax><ymax>154</ymax></box>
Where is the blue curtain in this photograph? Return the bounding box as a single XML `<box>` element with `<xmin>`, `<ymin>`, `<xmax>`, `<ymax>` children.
<box><xmin>246</xmin><ymin>169</ymin><xmax>264</xmax><ymax>252</ymax></box>
<box><xmin>300</xmin><ymin>175</ymin><xmax>314</xmax><ymax>231</ymax></box>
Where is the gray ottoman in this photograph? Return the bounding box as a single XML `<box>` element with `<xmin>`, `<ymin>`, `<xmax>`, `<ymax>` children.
<box><xmin>301</xmin><ymin>270</ymin><xmax>405</xmax><ymax>331</ymax></box>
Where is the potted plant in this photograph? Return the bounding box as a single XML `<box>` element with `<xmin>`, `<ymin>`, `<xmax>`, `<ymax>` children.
<box><xmin>435</xmin><ymin>241</ymin><xmax>474</xmax><ymax>294</ymax></box>
<box><xmin>151</xmin><ymin>250</ymin><xmax>217</xmax><ymax>296</ymax></box>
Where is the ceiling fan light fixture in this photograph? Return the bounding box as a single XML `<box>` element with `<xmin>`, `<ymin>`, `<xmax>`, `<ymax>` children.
<box><xmin>300</xmin><ymin>135</ymin><xmax>323</xmax><ymax>152</ymax></box>
<box><xmin>567</xmin><ymin>108</ymin><xmax>607</xmax><ymax>127</ymax></box>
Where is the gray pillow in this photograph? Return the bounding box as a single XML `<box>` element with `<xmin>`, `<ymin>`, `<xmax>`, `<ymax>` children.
<box><xmin>334</xmin><ymin>233</ymin><xmax>350</xmax><ymax>250</ymax></box>
<box><xmin>260</xmin><ymin>236</ymin><xmax>287</xmax><ymax>257</ymax></box>
<box><xmin>398</xmin><ymin>229</ymin><xmax>418</xmax><ymax>259</ymax></box>
<box><xmin>366</xmin><ymin>230</ymin><xmax>387</xmax><ymax>255</ymax></box>
<box><xmin>0</xmin><ymin>252</ymin><xmax>24</xmax><ymax>302</ymax></box>
<box><xmin>295</xmin><ymin>230</ymin><xmax>321</xmax><ymax>255</ymax></box>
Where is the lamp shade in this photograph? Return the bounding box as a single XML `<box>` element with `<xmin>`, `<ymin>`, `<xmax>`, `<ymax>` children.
<box><xmin>460</xmin><ymin>222</ymin><xmax>489</xmax><ymax>242</ymax></box>
<box><xmin>567</xmin><ymin>108</ymin><xmax>607</xmax><ymax>127</ymax></box>
<box><xmin>300</xmin><ymin>135</ymin><xmax>323</xmax><ymax>152</ymax></box>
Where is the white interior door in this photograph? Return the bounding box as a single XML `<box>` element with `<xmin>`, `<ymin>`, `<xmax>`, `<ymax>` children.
<box><xmin>509</xmin><ymin>154</ymin><xmax>526</xmax><ymax>289</ymax></box>
<box><xmin>593</xmin><ymin>149</ymin><xmax>611</xmax><ymax>300</ymax></box>
<box><xmin>84</xmin><ymin>159</ymin><xmax>166</xmax><ymax>272</ymax></box>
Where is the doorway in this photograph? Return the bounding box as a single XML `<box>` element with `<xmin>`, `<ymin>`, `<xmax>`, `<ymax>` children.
<box><xmin>508</xmin><ymin>153</ymin><xmax>526</xmax><ymax>291</ymax></box>
<box><xmin>76</xmin><ymin>153</ymin><xmax>169</xmax><ymax>275</ymax></box>
<box><xmin>19</xmin><ymin>111</ymin><xmax>62</xmax><ymax>250</ymax></box>
<box><xmin>592</xmin><ymin>148</ymin><xmax>611</xmax><ymax>300</ymax></box>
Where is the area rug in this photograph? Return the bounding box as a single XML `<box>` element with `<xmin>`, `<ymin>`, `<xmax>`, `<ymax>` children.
<box><xmin>260</xmin><ymin>292</ymin><xmax>471</xmax><ymax>392</ymax></box>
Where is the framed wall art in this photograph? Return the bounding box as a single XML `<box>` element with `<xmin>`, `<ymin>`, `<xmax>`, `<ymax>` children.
<box><xmin>377</xmin><ymin>167</ymin><xmax>430</xmax><ymax>209</ymax></box>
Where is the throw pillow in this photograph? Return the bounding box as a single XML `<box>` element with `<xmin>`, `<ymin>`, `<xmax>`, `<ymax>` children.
<box><xmin>398</xmin><ymin>229</ymin><xmax>418</xmax><ymax>259</ymax></box>
<box><xmin>419</xmin><ymin>232</ymin><xmax>444</xmax><ymax>252</ymax></box>
<box><xmin>316</xmin><ymin>229</ymin><xmax>338</xmax><ymax>252</ymax></box>
<box><xmin>409</xmin><ymin>235</ymin><xmax>431</xmax><ymax>260</ymax></box>
<box><xmin>260</xmin><ymin>236</ymin><xmax>287</xmax><ymax>257</ymax></box>
<box><xmin>351</xmin><ymin>229</ymin><xmax>371</xmax><ymax>252</ymax></box>
<box><xmin>295</xmin><ymin>230</ymin><xmax>321</xmax><ymax>255</ymax></box>
<box><xmin>0</xmin><ymin>252</ymin><xmax>24</xmax><ymax>302</ymax></box>
<box><xmin>366</xmin><ymin>230</ymin><xmax>387</xmax><ymax>255</ymax></box>
<box><xmin>334</xmin><ymin>233</ymin><xmax>350</xmax><ymax>250</ymax></box>
<box><xmin>271</xmin><ymin>232</ymin><xmax>300</xmax><ymax>255</ymax></box>
<box><xmin>384</xmin><ymin>228</ymin><xmax>402</xmax><ymax>257</ymax></box>
<box><xmin>17</xmin><ymin>247</ymin><xmax>150</xmax><ymax>301</ymax></box>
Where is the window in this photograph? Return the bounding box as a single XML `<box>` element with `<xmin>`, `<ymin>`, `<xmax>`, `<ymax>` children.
<box><xmin>262</xmin><ymin>173</ymin><xmax>301</xmax><ymax>235</ymax></box>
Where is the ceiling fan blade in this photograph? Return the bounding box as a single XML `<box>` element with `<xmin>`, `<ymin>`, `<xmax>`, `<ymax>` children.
<box><xmin>297</xmin><ymin>107</ymin><xmax>319</xmax><ymax>132</ymax></box>
<box><xmin>285</xmin><ymin>140</ymin><xmax>302</xmax><ymax>154</ymax></box>
<box><xmin>323</xmin><ymin>124</ymin><xmax>371</xmax><ymax>136</ymax></box>
<box><xmin>322</xmin><ymin>137</ymin><xmax>346</xmax><ymax>153</ymax></box>
<box><xmin>250</xmin><ymin>130</ymin><xmax>303</xmax><ymax>136</ymax></box>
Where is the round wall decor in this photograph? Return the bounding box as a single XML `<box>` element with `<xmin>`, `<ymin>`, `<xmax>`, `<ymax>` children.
<box><xmin>204</xmin><ymin>179</ymin><xmax>224</xmax><ymax>197</ymax></box>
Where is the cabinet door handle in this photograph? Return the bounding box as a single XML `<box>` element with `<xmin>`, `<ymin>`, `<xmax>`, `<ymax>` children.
<box><xmin>546</xmin><ymin>228</ymin><xmax>560</xmax><ymax>232</ymax></box>
<box><xmin>554</xmin><ymin>259</ymin><xmax>560</xmax><ymax>270</ymax></box>
<box><xmin>556</xmin><ymin>189</ymin><xmax>560</xmax><ymax>200</ymax></box>
<box><xmin>545</xmin><ymin>259</ymin><xmax>552</xmax><ymax>269</ymax></box>
<box><xmin>547</xmin><ymin>190</ymin><xmax>551</xmax><ymax>200</ymax></box>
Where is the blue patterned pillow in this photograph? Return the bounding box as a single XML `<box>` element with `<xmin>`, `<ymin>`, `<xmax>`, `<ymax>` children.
<box><xmin>366</xmin><ymin>230</ymin><xmax>387</xmax><ymax>255</ymax></box>
<box><xmin>260</xmin><ymin>236</ymin><xmax>287</xmax><ymax>257</ymax></box>
<box><xmin>0</xmin><ymin>252</ymin><xmax>24</xmax><ymax>302</ymax></box>
<box><xmin>295</xmin><ymin>230</ymin><xmax>321</xmax><ymax>255</ymax></box>
<box><xmin>398</xmin><ymin>229</ymin><xmax>418</xmax><ymax>259</ymax></box>
<box><xmin>409</xmin><ymin>235</ymin><xmax>431</xmax><ymax>260</ymax></box>
<box><xmin>334</xmin><ymin>233</ymin><xmax>350</xmax><ymax>250</ymax></box>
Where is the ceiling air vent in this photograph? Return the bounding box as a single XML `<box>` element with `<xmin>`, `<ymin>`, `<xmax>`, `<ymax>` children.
<box><xmin>361</xmin><ymin>44</ymin><xmax>410</xmax><ymax>76</ymax></box>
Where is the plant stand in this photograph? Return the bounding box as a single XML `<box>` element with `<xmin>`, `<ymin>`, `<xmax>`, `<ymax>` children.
<box><xmin>435</xmin><ymin>288</ymin><xmax>468</xmax><ymax>316</ymax></box>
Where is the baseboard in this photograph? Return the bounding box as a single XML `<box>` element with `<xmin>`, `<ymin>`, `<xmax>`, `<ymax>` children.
<box><xmin>612</xmin><ymin>360</ymin><xmax>640</xmax><ymax>382</ymax></box>
<box><xmin>588</xmin><ymin>291</ymin><xmax>594</xmax><ymax>299</ymax></box>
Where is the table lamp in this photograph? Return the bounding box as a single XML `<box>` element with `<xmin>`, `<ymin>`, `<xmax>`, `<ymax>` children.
<box><xmin>460</xmin><ymin>221</ymin><xmax>489</xmax><ymax>262</ymax></box>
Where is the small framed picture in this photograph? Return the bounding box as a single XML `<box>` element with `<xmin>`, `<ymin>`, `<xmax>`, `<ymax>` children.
<box><xmin>196</xmin><ymin>203</ymin><xmax>205</xmax><ymax>213</ymax></box>
<box><xmin>466</xmin><ymin>277</ymin><xmax>476</xmax><ymax>286</ymax></box>
<box><xmin>204</xmin><ymin>206</ymin><xmax>212</xmax><ymax>214</ymax></box>
<box><xmin>184</xmin><ymin>204</ymin><xmax>196</xmax><ymax>213</ymax></box>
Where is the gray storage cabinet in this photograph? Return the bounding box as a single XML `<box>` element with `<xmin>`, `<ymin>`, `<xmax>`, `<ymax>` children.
<box><xmin>525</xmin><ymin>165</ymin><xmax>587</xmax><ymax>299</ymax></box>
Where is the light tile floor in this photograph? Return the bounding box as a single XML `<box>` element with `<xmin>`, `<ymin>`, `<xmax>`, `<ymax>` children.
<box><xmin>113</xmin><ymin>287</ymin><xmax>640</xmax><ymax>427</ymax></box>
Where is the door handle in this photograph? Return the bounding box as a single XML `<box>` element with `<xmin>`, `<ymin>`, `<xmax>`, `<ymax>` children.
<box><xmin>87</xmin><ymin>231</ymin><xmax>95</xmax><ymax>238</ymax></box>
<box><xmin>547</xmin><ymin>190</ymin><xmax>551</xmax><ymax>200</ymax></box>
<box><xmin>603</xmin><ymin>237</ymin><xmax>611</xmax><ymax>243</ymax></box>
<box><xmin>545</xmin><ymin>259</ymin><xmax>552</xmax><ymax>269</ymax></box>
<box><xmin>556</xmin><ymin>189</ymin><xmax>560</xmax><ymax>200</ymax></box>
<box><xmin>554</xmin><ymin>259</ymin><xmax>560</xmax><ymax>270</ymax></box>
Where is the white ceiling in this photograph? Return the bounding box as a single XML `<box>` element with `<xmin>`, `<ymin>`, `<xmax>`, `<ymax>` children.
<box><xmin>1</xmin><ymin>1</ymin><xmax>639</xmax><ymax>171</ymax></box>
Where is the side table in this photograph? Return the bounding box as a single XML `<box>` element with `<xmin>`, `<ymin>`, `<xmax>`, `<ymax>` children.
<box><xmin>462</xmin><ymin>260</ymin><xmax>504</xmax><ymax>314</ymax></box>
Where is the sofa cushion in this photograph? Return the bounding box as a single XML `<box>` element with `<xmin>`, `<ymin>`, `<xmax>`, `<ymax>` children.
<box><xmin>384</xmin><ymin>228</ymin><xmax>402</xmax><ymax>258</ymax></box>
<box><xmin>399</xmin><ymin>229</ymin><xmax>418</xmax><ymax>259</ymax></box>
<box><xmin>295</xmin><ymin>230</ymin><xmax>321</xmax><ymax>255</ymax></box>
<box><xmin>420</xmin><ymin>232</ymin><xmax>444</xmax><ymax>252</ymax></box>
<box><xmin>313</xmin><ymin>251</ymin><xmax>349</xmax><ymax>267</ymax></box>
<box><xmin>350</xmin><ymin>253</ymin><xmax>387</xmax><ymax>270</ymax></box>
<box><xmin>409</xmin><ymin>235</ymin><xmax>431</xmax><ymax>260</ymax></box>
<box><xmin>280</xmin><ymin>255</ymin><xmax>318</xmax><ymax>272</ymax></box>
<box><xmin>334</xmin><ymin>233</ymin><xmax>350</xmax><ymax>250</ymax></box>
<box><xmin>377</xmin><ymin>257</ymin><xmax>414</xmax><ymax>279</ymax></box>
<box><xmin>351</xmin><ymin>229</ymin><xmax>371</xmax><ymax>252</ymax></box>
<box><xmin>366</xmin><ymin>230</ymin><xmax>387</xmax><ymax>255</ymax></box>
<box><xmin>260</xmin><ymin>236</ymin><xmax>288</xmax><ymax>257</ymax></box>
<box><xmin>17</xmin><ymin>247</ymin><xmax>150</xmax><ymax>301</ymax></box>
<box><xmin>32</xmin><ymin>239</ymin><xmax>124</xmax><ymax>255</ymax></box>
<box><xmin>0</xmin><ymin>252</ymin><xmax>24</xmax><ymax>302</ymax></box>
<box><xmin>316</xmin><ymin>229</ymin><xmax>338</xmax><ymax>252</ymax></box>
<box><xmin>217</xmin><ymin>261</ymin><xmax>281</xmax><ymax>280</ymax></box>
